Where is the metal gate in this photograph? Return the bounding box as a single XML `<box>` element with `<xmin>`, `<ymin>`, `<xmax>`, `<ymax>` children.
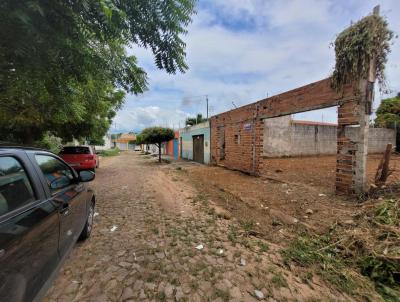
<box><xmin>192</xmin><ymin>135</ymin><xmax>204</xmax><ymax>164</ymax></box>
<box><xmin>173</xmin><ymin>138</ymin><xmax>179</xmax><ymax>159</ymax></box>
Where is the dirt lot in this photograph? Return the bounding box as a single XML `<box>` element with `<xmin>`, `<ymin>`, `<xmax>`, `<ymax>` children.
<box><xmin>262</xmin><ymin>154</ymin><xmax>400</xmax><ymax>193</ymax></box>
<box><xmin>165</xmin><ymin>154</ymin><xmax>400</xmax><ymax>244</ymax></box>
<box><xmin>44</xmin><ymin>152</ymin><xmax>398</xmax><ymax>301</ymax></box>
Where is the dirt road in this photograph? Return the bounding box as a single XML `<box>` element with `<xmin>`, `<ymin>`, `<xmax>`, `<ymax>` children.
<box><xmin>44</xmin><ymin>152</ymin><xmax>355</xmax><ymax>302</ymax></box>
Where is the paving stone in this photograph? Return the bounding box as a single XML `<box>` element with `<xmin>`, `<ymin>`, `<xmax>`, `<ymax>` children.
<box><xmin>230</xmin><ymin>287</ymin><xmax>242</xmax><ymax>299</ymax></box>
<box><xmin>139</xmin><ymin>289</ymin><xmax>147</xmax><ymax>299</ymax></box>
<box><xmin>155</xmin><ymin>252</ymin><xmax>165</xmax><ymax>259</ymax></box>
<box><xmin>64</xmin><ymin>282</ymin><xmax>79</xmax><ymax>294</ymax></box>
<box><xmin>105</xmin><ymin>279</ymin><xmax>117</xmax><ymax>292</ymax></box>
<box><xmin>121</xmin><ymin>287</ymin><xmax>134</xmax><ymax>300</ymax></box>
<box><xmin>133</xmin><ymin>280</ymin><xmax>144</xmax><ymax>291</ymax></box>
<box><xmin>43</xmin><ymin>153</ymin><xmax>347</xmax><ymax>302</ymax></box>
<box><xmin>181</xmin><ymin>283</ymin><xmax>192</xmax><ymax>294</ymax></box>
<box><xmin>145</xmin><ymin>282</ymin><xmax>156</xmax><ymax>291</ymax></box>
<box><xmin>164</xmin><ymin>284</ymin><xmax>174</xmax><ymax>298</ymax></box>
<box><xmin>117</xmin><ymin>250</ymin><xmax>127</xmax><ymax>257</ymax></box>
<box><xmin>175</xmin><ymin>287</ymin><xmax>184</xmax><ymax>300</ymax></box>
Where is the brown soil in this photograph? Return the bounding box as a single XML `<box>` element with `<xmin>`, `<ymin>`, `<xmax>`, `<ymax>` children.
<box><xmin>46</xmin><ymin>151</ymin><xmax>364</xmax><ymax>302</ymax></box>
<box><xmin>168</xmin><ymin>154</ymin><xmax>400</xmax><ymax>245</ymax></box>
<box><xmin>262</xmin><ymin>154</ymin><xmax>400</xmax><ymax>192</ymax></box>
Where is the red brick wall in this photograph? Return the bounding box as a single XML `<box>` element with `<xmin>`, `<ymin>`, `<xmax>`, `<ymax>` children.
<box><xmin>335</xmin><ymin>99</ymin><xmax>361</xmax><ymax>194</ymax></box>
<box><xmin>211</xmin><ymin>103</ymin><xmax>258</xmax><ymax>174</ymax></box>
<box><xmin>210</xmin><ymin>78</ymin><xmax>359</xmax><ymax>193</ymax></box>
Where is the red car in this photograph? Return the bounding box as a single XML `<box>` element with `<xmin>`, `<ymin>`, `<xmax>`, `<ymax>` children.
<box><xmin>59</xmin><ymin>146</ymin><xmax>99</xmax><ymax>171</ymax></box>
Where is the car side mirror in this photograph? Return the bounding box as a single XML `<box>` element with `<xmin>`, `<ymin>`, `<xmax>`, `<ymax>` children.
<box><xmin>79</xmin><ymin>170</ymin><xmax>95</xmax><ymax>182</ymax></box>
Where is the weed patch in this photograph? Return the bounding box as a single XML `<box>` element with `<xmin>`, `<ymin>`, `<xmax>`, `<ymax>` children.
<box><xmin>192</xmin><ymin>193</ymin><xmax>209</xmax><ymax>206</ymax></box>
<box><xmin>239</xmin><ymin>219</ymin><xmax>256</xmax><ymax>233</ymax></box>
<box><xmin>98</xmin><ymin>148</ymin><xmax>120</xmax><ymax>156</ymax></box>
<box><xmin>271</xmin><ymin>271</ymin><xmax>288</xmax><ymax>288</ymax></box>
<box><xmin>282</xmin><ymin>234</ymin><xmax>356</xmax><ymax>293</ymax></box>
<box><xmin>257</xmin><ymin>240</ymin><xmax>269</xmax><ymax>253</ymax></box>
<box><xmin>282</xmin><ymin>199</ymin><xmax>400</xmax><ymax>300</ymax></box>
<box><xmin>213</xmin><ymin>288</ymin><xmax>230</xmax><ymax>302</ymax></box>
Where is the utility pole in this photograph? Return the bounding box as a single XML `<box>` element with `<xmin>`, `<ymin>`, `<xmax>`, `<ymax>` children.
<box><xmin>206</xmin><ymin>95</ymin><xmax>209</xmax><ymax>119</ymax></box>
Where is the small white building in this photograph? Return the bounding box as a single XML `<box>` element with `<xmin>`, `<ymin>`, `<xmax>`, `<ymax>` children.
<box><xmin>94</xmin><ymin>134</ymin><xmax>112</xmax><ymax>150</ymax></box>
<box><xmin>144</xmin><ymin>143</ymin><xmax>166</xmax><ymax>155</ymax></box>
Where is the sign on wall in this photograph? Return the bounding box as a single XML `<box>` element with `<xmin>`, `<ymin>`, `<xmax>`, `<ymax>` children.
<box><xmin>243</xmin><ymin>123</ymin><xmax>252</xmax><ymax>131</ymax></box>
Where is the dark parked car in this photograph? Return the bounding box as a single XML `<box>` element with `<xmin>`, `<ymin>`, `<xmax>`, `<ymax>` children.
<box><xmin>0</xmin><ymin>147</ymin><xmax>96</xmax><ymax>302</ymax></box>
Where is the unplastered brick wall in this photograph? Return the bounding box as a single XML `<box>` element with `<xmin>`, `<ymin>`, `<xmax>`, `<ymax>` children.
<box><xmin>336</xmin><ymin>99</ymin><xmax>363</xmax><ymax>194</ymax></box>
<box><xmin>210</xmin><ymin>78</ymin><xmax>365</xmax><ymax>194</ymax></box>
<box><xmin>211</xmin><ymin>103</ymin><xmax>260</xmax><ymax>174</ymax></box>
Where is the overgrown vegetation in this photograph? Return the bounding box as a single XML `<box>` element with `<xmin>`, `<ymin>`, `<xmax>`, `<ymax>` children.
<box><xmin>282</xmin><ymin>233</ymin><xmax>357</xmax><ymax>294</ymax></box>
<box><xmin>98</xmin><ymin>148</ymin><xmax>120</xmax><ymax>157</ymax></box>
<box><xmin>0</xmin><ymin>0</ymin><xmax>196</xmax><ymax>145</ymax></box>
<box><xmin>331</xmin><ymin>13</ymin><xmax>394</xmax><ymax>93</ymax></box>
<box><xmin>282</xmin><ymin>199</ymin><xmax>400</xmax><ymax>301</ymax></box>
<box><xmin>185</xmin><ymin>113</ymin><xmax>208</xmax><ymax>126</ymax></box>
<box><xmin>271</xmin><ymin>271</ymin><xmax>288</xmax><ymax>289</ymax></box>
<box><xmin>374</xmin><ymin>94</ymin><xmax>400</xmax><ymax>128</ymax></box>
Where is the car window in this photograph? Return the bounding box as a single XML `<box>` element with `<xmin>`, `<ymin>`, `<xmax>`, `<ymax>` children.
<box><xmin>59</xmin><ymin>147</ymin><xmax>90</xmax><ymax>155</ymax></box>
<box><xmin>0</xmin><ymin>156</ymin><xmax>36</xmax><ymax>216</ymax></box>
<box><xmin>35</xmin><ymin>155</ymin><xmax>74</xmax><ymax>193</ymax></box>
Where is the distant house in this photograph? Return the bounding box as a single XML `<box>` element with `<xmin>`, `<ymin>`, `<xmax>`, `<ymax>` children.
<box><xmin>114</xmin><ymin>133</ymin><xmax>136</xmax><ymax>150</ymax></box>
<box><xmin>145</xmin><ymin>143</ymin><xmax>166</xmax><ymax>155</ymax></box>
<box><xmin>94</xmin><ymin>134</ymin><xmax>112</xmax><ymax>150</ymax></box>
<box><xmin>165</xmin><ymin>131</ymin><xmax>180</xmax><ymax>159</ymax></box>
<box><xmin>180</xmin><ymin>121</ymin><xmax>210</xmax><ymax>164</ymax></box>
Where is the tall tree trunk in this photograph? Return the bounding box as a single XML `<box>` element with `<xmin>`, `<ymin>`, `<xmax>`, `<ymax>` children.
<box><xmin>20</xmin><ymin>126</ymin><xmax>41</xmax><ymax>146</ymax></box>
<box><xmin>158</xmin><ymin>142</ymin><xmax>161</xmax><ymax>163</ymax></box>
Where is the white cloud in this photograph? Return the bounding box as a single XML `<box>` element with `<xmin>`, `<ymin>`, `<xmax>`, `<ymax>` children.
<box><xmin>208</xmin><ymin>0</ymin><xmax>333</xmax><ymax>28</ymax></box>
<box><xmin>113</xmin><ymin>106</ymin><xmax>190</xmax><ymax>131</ymax></box>
<box><xmin>115</xmin><ymin>0</ymin><xmax>400</xmax><ymax>132</ymax></box>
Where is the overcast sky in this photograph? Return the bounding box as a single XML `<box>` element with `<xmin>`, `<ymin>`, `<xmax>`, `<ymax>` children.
<box><xmin>112</xmin><ymin>0</ymin><xmax>400</xmax><ymax>133</ymax></box>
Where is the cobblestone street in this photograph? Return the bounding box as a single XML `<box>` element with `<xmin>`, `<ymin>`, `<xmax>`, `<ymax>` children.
<box><xmin>44</xmin><ymin>152</ymin><xmax>352</xmax><ymax>302</ymax></box>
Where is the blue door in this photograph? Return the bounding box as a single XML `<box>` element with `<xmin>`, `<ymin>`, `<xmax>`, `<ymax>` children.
<box><xmin>173</xmin><ymin>139</ymin><xmax>179</xmax><ymax>159</ymax></box>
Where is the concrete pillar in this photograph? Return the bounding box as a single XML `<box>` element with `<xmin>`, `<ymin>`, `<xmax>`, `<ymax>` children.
<box><xmin>353</xmin><ymin>80</ymin><xmax>370</xmax><ymax>194</ymax></box>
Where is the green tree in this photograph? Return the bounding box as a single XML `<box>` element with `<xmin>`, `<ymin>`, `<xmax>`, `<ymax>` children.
<box><xmin>140</xmin><ymin>127</ymin><xmax>174</xmax><ymax>163</ymax></box>
<box><xmin>135</xmin><ymin>134</ymin><xmax>143</xmax><ymax>145</ymax></box>
<box><xmin>0</xmin><ymin>0</ymin><xmax>196</xmax><ymax>145</ymax></box>
<box><xmin>135</xmin><ymin>133</ymin><xmax>145</xmax><ymax>151</ymax></box>
<box><xmin>374</xmin><ymin>94</ymin><xmax>400</xmax><ymax>128</ymax></box>
<box><xmin>185</xmin><ymin>113</ymin><xmax>207</xmax><ymax>126</ymax></box>
<box><xmin>111</xmin><ymin>133</ymin><xmax>122</xmax><ymax>140</ymax></box>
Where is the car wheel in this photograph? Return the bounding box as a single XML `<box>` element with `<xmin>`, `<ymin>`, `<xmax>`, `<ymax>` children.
<box><xmin>79</xmin><ymin>201</ymin><xmax>95</xmax><ymax>241</ymax></box>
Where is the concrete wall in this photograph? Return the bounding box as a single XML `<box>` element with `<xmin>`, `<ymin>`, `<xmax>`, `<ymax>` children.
<box><xmin>94</xmin><ymin>135</ymin><xmax>112</xmax><ymax>150</ymax></box>
<box><xmin>347</xmin><ymin>127</ymin><xmax>396</xmax><ymax>154</ymax></box>
<box><xmin>145</xmin><ymin>143</ymin><xmax>166</xmax><ymax>155</ymax></box>
<box><xmin>180</xmin><ymin>121</ymin><xmax>211</xmax><ymax>164</ymax></box>
<box><xmin>263</xmin><ymin>116</ymin><xmax>395</xmax><ymax>157</ymax></box>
